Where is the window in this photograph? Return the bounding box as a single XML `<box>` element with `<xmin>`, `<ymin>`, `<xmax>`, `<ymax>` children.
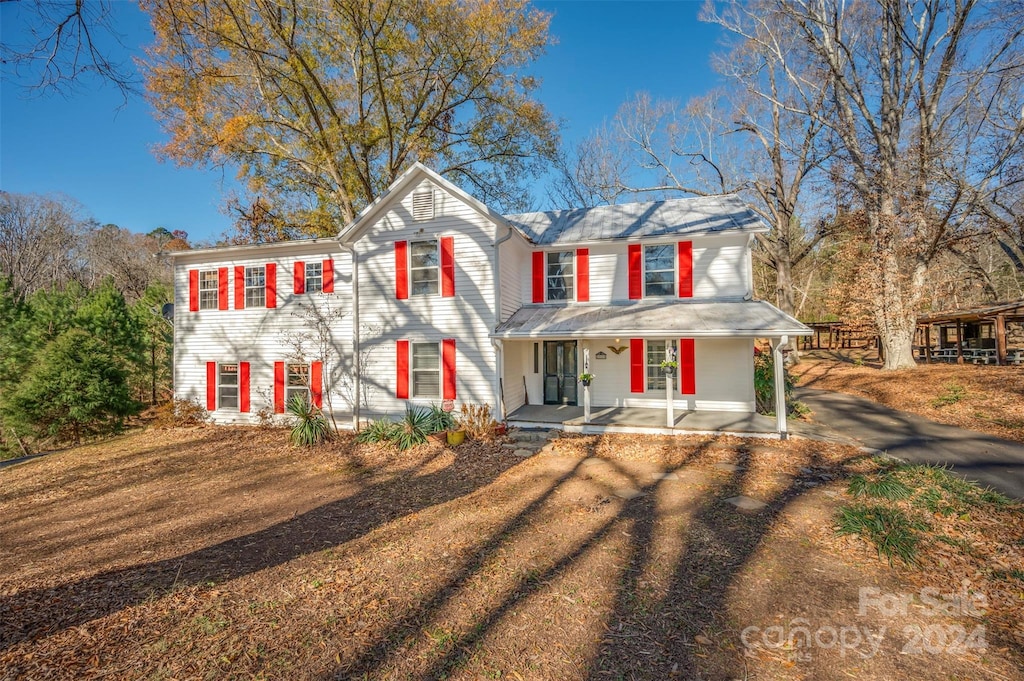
<box><xmin>412</xmin><ymin>188</ymin><xmax>435</xmax><ymax>221</ymax></box>
<box><xmin>410</xmin><ymin>240</ymin><xmax>439</xmax><ymax>296</ymax></box>
<box><xmin>411</xmin><ymin>342</ymin><xmax>440</xmax><ymax>398</ymax></box>
<box><xmin>305</xmin><ymin>261</ymin><xmax>323</xmax><ymax>293</ymax></box>
<box><xmin>287</xmin><ymin>363</ymin><xmax>310</xmax><ymax>406</ymax></box>
<box><xmin>245</xmin><ymin>266</ymin><xmax>265</xmax><ymax>308</ymax></box>
<box><xmin>199</xmin><ymin>270</ymin><xmax>218</xmax><ymax>310</ymax></box>
<box><xmin>219</xmin><ymin>363</ymin><xmax>239</xmax><ymax>409</ymax></box>
<box><xmin>644</xmin><ymin>244</ymin><xmax>675</xmax><ymax>297</ymax></box>
<box><xmin>546</xmin><ymin>251</ymin><xmax>574</xmax><ymax>301</ymax></box>
<box><xmin>646</xmin><ymin>340</ymin><xmax>675</xmax><ymax>391</ymax></box>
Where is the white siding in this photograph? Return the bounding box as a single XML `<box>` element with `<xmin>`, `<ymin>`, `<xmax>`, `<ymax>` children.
<box><xmin>521</xmin><ymin>233</ymin><xmax>751</xmax><ymax>305</ymax></box>
<box><xmin>174</xmin><ymin>247</ymin><xmax>353</xmax><ymax>425</ymax></box>
<box><xmin>503</xmin><ymin>337</ymin><xmax>755</xmax><ymax>413</ymax></box>
<box><xmin>499</xmin><ymin>234</ymin><xmax>529</xmax><ymax>322</ymax></box>
<box><xmin>353</xmin><ymin>178</ymin><xmax>499</xmax><ymax>418</ymax></box>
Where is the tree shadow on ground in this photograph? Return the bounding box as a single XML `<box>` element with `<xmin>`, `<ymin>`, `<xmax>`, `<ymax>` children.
<box><xmin>0</xmin><ymin>445</ymin><xmax>522</xmax><ymax>652</ymax></box>
<box><xmin>319</xmin><ymin>437</ymin><xmax>853</xmax><ymax>680</ymax></box>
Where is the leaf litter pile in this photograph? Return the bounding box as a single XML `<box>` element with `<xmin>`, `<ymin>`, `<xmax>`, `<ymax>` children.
<box><xmin>1</xmin><ymin>427</ymin><xmax>1021</xmax><ymax>680</ymax></box>
<box><xmin>792</xmin><ymin>349</ymin><xmax>1024</xmax><ymax>442</ymax></box>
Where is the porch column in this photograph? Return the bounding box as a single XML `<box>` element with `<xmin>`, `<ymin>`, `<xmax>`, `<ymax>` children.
<box><xmin>774</xmin><ymin>335</ymin><xmax>789</xmax><ymax>439</ymax></box>
<box><xmin>582</xmin><ymin>346</ymin><xmax>591</xmax><ymax>424</ymax></box>
<box><xmin>665</xmin><ymin>346</ymin><xmax>675</xmax><ymax>429</ymax></box>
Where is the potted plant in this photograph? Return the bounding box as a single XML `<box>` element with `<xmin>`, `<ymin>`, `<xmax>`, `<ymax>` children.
<box><xmin>441</xmin><ymin>399</ymin><xmax>466</xmax><ymax>445</ymax></box>
<box><xmin>578</xmin><ymin>372</ymin><xmax>595</xmax><ymax>387</ymax></box>
<box><xmin>660</xmin><ymin>359</ymin><xmax>678</xmax><ymax>376</ymax></box>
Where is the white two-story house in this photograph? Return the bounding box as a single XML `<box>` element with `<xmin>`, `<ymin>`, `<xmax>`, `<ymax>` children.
<box><xmin>171</xmin><ymin>163</ymin><xmax>809</xmax><ymax>436</ymax></box>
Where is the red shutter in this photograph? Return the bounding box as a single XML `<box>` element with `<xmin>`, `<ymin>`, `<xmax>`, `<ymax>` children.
<box><xmin>266</xmin><ymin>263</ymin><xmax>277</xmax><ymax>308</ymax></box>
<box><xmin>630</xmin><ymin>338</ymin><xmax>645</xmax><ymax>393</ymax></box>
<box><xmin>323</xmin><ymin>259</ymin><xmax>334</xmax><ymax>293</ymax></box>
<box><xmin>628</xmin><ymin>244</ymin><xmax>643</xmax><ymax>299</ymax></box>
<box><xmin>218</xmin><ymin>267</ymin><xmax>229</xmax><ymax>310</ymax></box>
<box><xmin>189</xmin><ymin>270</ymin><xmax>199</xmax><ymax>312</ymax></box>
<box><xmin>273</xmin><ymin>361</ymin><xmax>285</xmax><ymax>413</ymax></box>
<box><xmin>679</xmin><ymin>338</ymin><xmax>696</xmax><ymax>395</ymax></box>
<box><xmin>396</xmin><ymin>340</ymin><xmax>410</xmax><ymax>399</ymax></box>
<box><xmin>441</xmin><ymin>236</ymin><xmax>455</xmax><ymax>297</ymax></box>
<box><xmin>532</xmin><ymin>251</ymin><xmax>545</xmax><ymax>303</ymax></box>
<box><xmin>240</xmin><ymin>361</ymin><xmax>250</xmax><ymax>412</ymax></box>
<box><xmin>234</xmin><ymin>266</ymin><xmax>245</xmax><ymax>310</ymax></box>
<box><xmin>678</xmin><ymin>241</ymin><xmax>693</xmax><ymax>298</ymax></box>
<box><xmin>294</xmin><ymin>261</ymin><xmax>305</xmax><ymax>295</ymax></box>
<box><xmin>311</xmin><ymin>360</ymin><xmax>323</xmax><ymax>409</ymax></box>
<box><xmin>395</xmin><ymin>241</ymin><xmax>409</xmax><ymax>300</ymax></box>
<box><xmin>442</xmin><ymin>339</ymin><xmax>456</xmax><ymax>399</ymax></box>
<box><xmin>576</xmin><ymin>248</ymin><xmax>589</xmax><ymax>302</ymax></box>
<box><xmin>206</xmin><ymin>362</ymin><xmax>217</xmax><ymax>411</ymax></box>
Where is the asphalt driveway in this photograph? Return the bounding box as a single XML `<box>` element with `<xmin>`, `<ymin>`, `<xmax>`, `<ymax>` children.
<box><xmin>795</xmin><ymin>387</ymin><xmax>1024</xmax><ymax>500</ymax></box>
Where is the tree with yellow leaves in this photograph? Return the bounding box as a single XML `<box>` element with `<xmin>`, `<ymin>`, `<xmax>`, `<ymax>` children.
<box><xmin>140</xmin><ymin>0</ymin><xmax>558</xmax><ymax>237</ymax></box>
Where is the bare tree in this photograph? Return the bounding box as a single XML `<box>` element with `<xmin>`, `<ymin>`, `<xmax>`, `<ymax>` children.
<box><xmin>0</xmin><ymin>0</ymin><xmax>139</xmax><ymax>99</ymax></box>
<box><xmin>721</xmin><ymin>0</ymin><xmax>1024</xmax><ymax>369</ymax></box>
<box><xmin>0</xmin><ymin>192</ymin><xmax>84</xmax><ymax>298</ymax></box>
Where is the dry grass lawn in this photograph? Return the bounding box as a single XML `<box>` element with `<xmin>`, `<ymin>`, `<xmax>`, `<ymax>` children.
<box><xmin>792</xmin><ymin>349</ymin><xmax>1024</xmax><ymax>442</ymax></box>
<box><xmin>1</xmin><ymin>426</ymin><xmax>1022</xmax><ymax>680</ymax></box>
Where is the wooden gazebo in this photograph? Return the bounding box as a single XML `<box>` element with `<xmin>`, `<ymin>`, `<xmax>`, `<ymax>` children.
<box><xmin>915</xmin><ymin>300</ymin><xmax>1024</xmax><ymax>365</ymax></box>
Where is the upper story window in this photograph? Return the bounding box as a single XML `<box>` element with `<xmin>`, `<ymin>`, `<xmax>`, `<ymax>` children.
<box><xmin>287</xmin><ymin>363</ymin><xmax>310</xmax><ymax>406</ymax></box>
<box><xmin>412</xmin><ymin>342</ymin><xmax>440</xmax><ymax>398</ymax></box>
<box><xmin>245</xmin><ymin>266</ymin><xmax>266</xmax><ymax>308</ymax></box>
<box><xmin>410</xmin><ymin>240</ymin><xmax>439</xmax><ymax>296</ymax></box>
<box><xmin>412</xmin><ymin>188</ymin><xmax>435</xmax><ymax>221</ymax></box>
<box><xmin>644</xmin><ymin>244</ymin><xmax>675</xmax><ymax>297</ymax></box>
<box><xmin>546</xmin><ymin>251</ymin><xmax>575</xmax><ymax>301</ymax></box>
<box><xmin>219</xmin><ymin>363</ymin><xmax>239</xmax><ymax>409</ymax></box>
<box><xmin>305</xmin><ymin>262</ymin><xmax>323</xmax><ymax>293</ymax></box>
<box><xmin>198</xmin><ymin>270</ymin><xmax>218</xmax><ymax>310</ymax></box>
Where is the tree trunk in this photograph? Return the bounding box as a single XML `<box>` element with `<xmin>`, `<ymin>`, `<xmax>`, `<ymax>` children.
<box><xmin>773</xmin><ymin>247</ymin><xmax>802</xmax><ymax>363</ymax></box>
<box><xmin>871</xmin><ymin>228</ymin><xmax>920</xmax><ymax>370</ymax></box>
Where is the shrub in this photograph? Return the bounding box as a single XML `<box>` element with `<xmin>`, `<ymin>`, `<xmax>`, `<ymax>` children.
<box><xmin>459</xmin><ymin>403</ymin><xmax>497</xmax><ymax>440</ymax></box>
<box><xmin>287</xmin><ymin>395</ymin><xmax>329</xmax><ymax>447</ymax></box>
<box><xmin>172</xmin><ymin>398</ymin><xmax>209</xmax><ymax>426</ymax></box>
<box><xmin>427</xmin><ymin>403</ymin><xmax>457</xmax><ymax>434</ymax></box>
<box><xmin>753</xmin><ymin>350</ymin><xmax>795</xmax><ymax>416</ymax></box>
<box><xmin>395</xmin><ymin>406</ymin><xmax>432</xmax><ymax>450</ymax></box>
<box><xmin>356</xmin><ymin>416</ymin><xmax>400</xmax><ymax>444</ymax></box>
<box><xmin>847</xmin><ymin>472</ymin><xmax>913</xmax><ymax>500</ymax></box>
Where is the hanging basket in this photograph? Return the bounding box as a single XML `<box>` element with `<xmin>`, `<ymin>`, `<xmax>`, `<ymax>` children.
<box><xmin>662</xmin><ymin>366</ymin><xmax>675</xmax><ymax>377</ymax></box>
<box><xmin>580</xmin><ymin>378</ymin><xmax>592</xmax><ymax>387</ymax></box>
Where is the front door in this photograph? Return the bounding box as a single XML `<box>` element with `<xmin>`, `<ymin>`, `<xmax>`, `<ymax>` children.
<box><xmin>543</xmin><ymin>341</ymin><xmax>578</xmax><ymax>405</ymax></box>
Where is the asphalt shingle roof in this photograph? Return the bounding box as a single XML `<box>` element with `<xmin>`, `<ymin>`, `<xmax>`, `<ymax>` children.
<box><xmin>503</xmin><ymin>194</ymin><xmax>767</xmax><ymax>246</ymax></box>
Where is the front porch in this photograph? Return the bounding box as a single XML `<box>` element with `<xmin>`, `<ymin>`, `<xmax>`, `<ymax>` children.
<box><xmin>507</xmin><ymin>404</ymin><xmax>778</xmax><ymax>437</ymax></box>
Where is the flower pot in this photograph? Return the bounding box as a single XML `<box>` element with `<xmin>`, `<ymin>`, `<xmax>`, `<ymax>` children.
<box><xmin>494</xmin><ymin>423</ymin><xmax>508</xmax><ymax>437</ymax></box>
<box><xmin>446</xmin><ymin>429</ymin><xmax>466</xmax><ymax>446</ymax></box>
<box><xmin>428</xmin><ymin>431</ymin><xmax>448</xmax><ymax>445</ymax></box>
<box><xmin>580</xmin><ymin>378</ymin><xmax>592</xmax><ymax>387</ymax></box>
<box><xmin>662</xmin><ymin>367</ymin><xmax>675</xmax><ymax>377</ymax></box>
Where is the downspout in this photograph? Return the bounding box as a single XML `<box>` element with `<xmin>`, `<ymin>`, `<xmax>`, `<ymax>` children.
<box><xmin>773</xmin><ymin>335</ymin><xmax>789</xmax><ymax>439</ymax></box>
<box><xmin>492</xmin><ymin>225</ymin><xmax>515</xmax><ymax>419</ymax></box>
<box><xmin>339</xmin><ymin>241</ymin><xmax>360</xmax><ymax>430</ymax></box>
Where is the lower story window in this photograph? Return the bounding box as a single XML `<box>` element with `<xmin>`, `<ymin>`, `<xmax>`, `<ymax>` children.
<box><xmin>287</xmin><ymin>363</ymin><xmax>310</xmax><ymax>406</ymax></box>
<box><xmin>412</xmin><ymin>342</ymin><xmax>440</xmax><ymax>398</ymax></box>
<box><xmin>646</xmin><ymin>340</ymin><xmax>675</xmax><ymax>391</ymax></box>
<box><xmin>219</xmin><ymin>363</ymin><xmax>238</xmax><ymax>409</ymax></box>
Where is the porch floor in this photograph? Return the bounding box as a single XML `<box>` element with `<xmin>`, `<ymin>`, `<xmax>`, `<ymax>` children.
<box><xmin>507</xmin><ymin>404</ymin><xmax>777</xmax><ymax>434</ymax></box>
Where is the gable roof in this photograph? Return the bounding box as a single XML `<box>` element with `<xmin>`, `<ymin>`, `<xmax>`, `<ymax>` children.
<box><xmin>337</xmin><ymin>162</ymin><xmax>511</xmax><ymax>244</ymax></box>
<box><xmin>503</xmin><ymin>194</ymin><xmax>767</xmax><ymax>246</ymax></box>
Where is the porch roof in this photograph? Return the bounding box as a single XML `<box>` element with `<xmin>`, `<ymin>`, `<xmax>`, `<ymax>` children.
<box><xmin>493</xmin><ymin>300</ymin><xmax>811</xmax><ymax>339</ymax></box>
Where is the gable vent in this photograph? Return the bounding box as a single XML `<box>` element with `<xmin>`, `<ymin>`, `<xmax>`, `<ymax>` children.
<box><xmin>412</xmin><ymin>187</ymin><xmax>435</xmax><ymax>221</ymax></box>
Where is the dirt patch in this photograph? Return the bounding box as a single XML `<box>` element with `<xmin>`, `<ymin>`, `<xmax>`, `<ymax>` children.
<box><xmin>793</xmin><ymin>349</ymin><xmax>1024</xmax><ymax>442</ymax></box>
<box><xmin>0</xmin><ymin>428</ymin><xmax>1021</xmax><ymax>680</ymax></box>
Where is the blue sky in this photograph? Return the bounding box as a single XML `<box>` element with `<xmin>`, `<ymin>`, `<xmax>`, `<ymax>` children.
<box><xmin>0</xmin><ymin>1</ymin><xmax>726</xmax><ymax>243</ymax></box>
